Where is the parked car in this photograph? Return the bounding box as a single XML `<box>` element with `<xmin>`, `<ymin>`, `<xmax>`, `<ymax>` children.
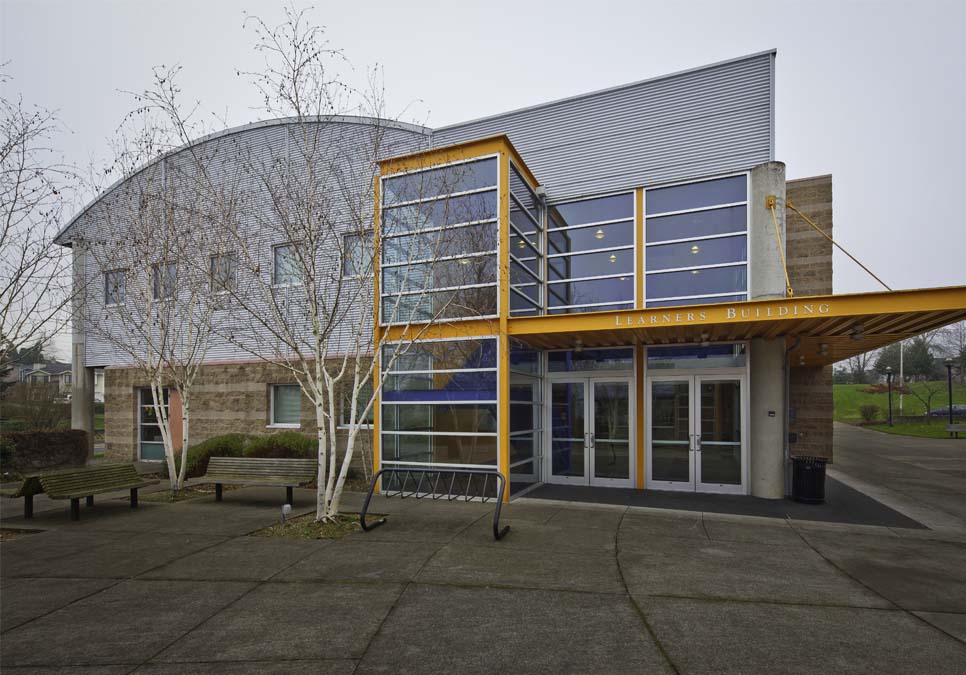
<box><xmin>928</xmin><ymin>404</ymin><xmax>966</xmax><ymax>417</ymax></box>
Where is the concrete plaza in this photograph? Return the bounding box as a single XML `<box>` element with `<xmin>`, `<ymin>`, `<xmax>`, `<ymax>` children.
<box><xmin>2</xmin><ymin>473</ymin><xmax>966</xmax><ymax>674</ymax></box>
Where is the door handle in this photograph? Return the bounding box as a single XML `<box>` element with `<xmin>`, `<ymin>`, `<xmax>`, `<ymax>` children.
<box><xmin>589</xmin><ymin>433</ymin><xmax>595</xmax><ymax>448</ymax></box>
<box><xmin>689</xmin><ymin>434</ymin><xmax>695</xmax><ymax>452</ymax></box>
<box><xmin>695</xmin><ymin>435</ymin><xmax>702</xmax><ymax>452</ymax></box>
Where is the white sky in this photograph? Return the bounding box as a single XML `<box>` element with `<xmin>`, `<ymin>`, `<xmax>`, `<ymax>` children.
<box><xmin>2</xmin><ymin>0</ymin><xmax>964</xmax><ymax>360</ymax></box>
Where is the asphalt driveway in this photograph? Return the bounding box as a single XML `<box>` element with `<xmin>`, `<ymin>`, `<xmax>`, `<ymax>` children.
<box><xmin>2</xmin><ymin>486</ymin><xmax>966</xmax><ymax>674</ymax></box>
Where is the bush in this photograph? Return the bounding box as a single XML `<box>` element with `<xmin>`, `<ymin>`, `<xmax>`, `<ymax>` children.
<box><xmin>859</xmin><ymin>404</ymin><xmax>880</xmax><ymax>423</ymax></box>
<box><xmin>244</xmin><ymin>431</ymin><xmax>315</xmax><ymax>459</ymax></box>
<box><xmin>180</xmin><ymin>433</ymin><xmax>249</xmax><ymax>478</ymax></box>
<box><xmin>1</xmin><ymin>430</ymin><xmax>89</xmax><ymax>476</ymax></box>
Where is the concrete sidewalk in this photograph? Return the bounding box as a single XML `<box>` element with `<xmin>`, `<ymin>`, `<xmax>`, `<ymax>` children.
<box><xmin>2</xmin><ymin>486</ymin><xmax>966</xmax><ymax>673</ymax></box>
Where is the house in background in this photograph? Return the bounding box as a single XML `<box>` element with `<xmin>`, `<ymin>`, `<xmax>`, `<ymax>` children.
<box><xmin>55</xmin><ymin>50</ymin><xmax>966</xmax><ymax>496</ymax></box>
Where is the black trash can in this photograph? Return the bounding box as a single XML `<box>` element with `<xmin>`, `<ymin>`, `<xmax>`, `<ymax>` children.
<box><xmin>791</xmin><ymin>456</ymin><xmax>827</xmax><ymax>504</ymax></box>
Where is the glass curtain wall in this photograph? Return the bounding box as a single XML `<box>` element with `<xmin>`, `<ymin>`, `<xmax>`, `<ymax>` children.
<box><xmin>508</xmin><ymin>339</ymin><xmax>543</xmax><ymax>494</ymax></box>
<box><xmin>644</xmin><ymin>175</ymin><xmax>749</xmax><ymax>307</ymax></box>
<box><xmin>381</xmin><ymin>338</ymin><xmax>499</xmax><ymax>468</ymax></box>
<box><xmin>380</xmin><ymin>157</ymin><xmax>500</xmax><ymax>323</ymax></box>
<box><xmin>546</xmin><ymin>193</ymin><xmax>635</xmax><ymax>314</ymax></box>
<box><xmin>509</xmin><ymin>163</ymin><xmax>544</xmax><ymax>316</ymax></box>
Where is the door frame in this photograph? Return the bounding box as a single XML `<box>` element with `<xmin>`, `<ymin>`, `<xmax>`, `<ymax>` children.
<box><xmin>644</xmin><ymin>371</ymin><xmax>748</xmax><ymax>494</ymax></box>
<box><xmin>544</xmin><ymin>373</ymin><xmax>636</xmax><ymax>488</ymax></box>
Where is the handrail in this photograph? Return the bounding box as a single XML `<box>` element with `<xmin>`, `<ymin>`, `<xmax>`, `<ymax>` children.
<box><xmin>360</xmin><ymin>467</ymin><xmax>510</xmax><ymax>541</ymax></box>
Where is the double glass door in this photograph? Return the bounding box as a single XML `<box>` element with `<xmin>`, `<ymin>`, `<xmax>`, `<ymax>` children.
<box><xmin>549</xmin><ymin>378</ymin><xmax>633</xmax><ymax>487</ymax></box>
<box><xmin>646</xmin><ymin>375</ymin><xmax>745</xmax><ymax>494</ymax></box>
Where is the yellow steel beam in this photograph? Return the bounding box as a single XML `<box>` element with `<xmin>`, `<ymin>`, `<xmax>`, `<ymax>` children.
<box><xmin>498</xmin><ymin>152</ymin><xmax>512</xmax><ymax>502</ymax></box>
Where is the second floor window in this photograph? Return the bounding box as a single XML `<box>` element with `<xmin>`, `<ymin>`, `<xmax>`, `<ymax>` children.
<box><xmin>273</xmin><ymin>244</ymin><xmax>300</xmax><ymax>286</ymax></box>
<box><xmin>152</xmin><ymin>262</ymin><xmax>177</xmax><ymax>300</ymax></box>
<box><xmin>209</xmin><ymin>253</ymin><xmax>237</xmax><ymax>294</ymax></box>
<box><xmin>104</xmin><ymin>269</ymin><xmax>125</xmax><ymax>306</ymax></box>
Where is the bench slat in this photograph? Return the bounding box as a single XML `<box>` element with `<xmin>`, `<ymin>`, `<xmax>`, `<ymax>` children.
<box><xmin>200</xmin><ymin>457</ymin><xmax>317</xmax><ymax>486</ymax></box>
<box><xmin>40</xmin><ymin>464</ymin><xmax>156</xmax><ymax>499</ymax></box>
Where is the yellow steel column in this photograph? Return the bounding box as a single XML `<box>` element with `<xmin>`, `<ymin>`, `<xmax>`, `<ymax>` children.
<box><xmin>635</xmin><ymin>188</ymin><xmax>645</xmax><ymax>309</ymax></box>
<box><xmin>498</xmin><ymin>151</ymin><xmax>511</xmax><ymax>502</ymax></box>
<box><xmin>372</xmin><ymin>175</ymin><xmax>382</xmax><ymax>484</ymax></box>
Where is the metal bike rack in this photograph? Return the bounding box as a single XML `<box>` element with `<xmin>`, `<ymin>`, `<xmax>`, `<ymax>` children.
<box><xmin>359</xmin><ymin>467</ymin><xmax>510</xmax><ymax>541</ymax></box>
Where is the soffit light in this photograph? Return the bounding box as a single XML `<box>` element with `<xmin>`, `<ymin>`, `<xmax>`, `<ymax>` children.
<box><xmin>609</xmin><ymin>254</ymin><xmax>617</xmax><ymax>263</ymax></box>
<box><xmin>691</xmin><ymin>245</ymin><xmax>700</xmax><ymax>254</ymax></box>
<box><xmin>595</xmin><ymin>229</ymin><xmax>605</xmax><ymax>240</ymax></box>
<box><xmin>691</xmin><ymin>269</ymin><xmax>700</xmax><ymax>275</ymax></box>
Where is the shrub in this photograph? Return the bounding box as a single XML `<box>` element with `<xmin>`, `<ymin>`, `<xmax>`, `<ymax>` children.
<box><xmin>1</xmin><ymin>430</ymin><xmax>89</xmax><ymax>476</ymax></box>
<box><xmin>244</xmin><ymin>431</ymin><xmax>315</xmax><ymax>459</ymax></box>
<box><xmin>859</xmin><ymin>404</ymin><xmax>880</xmax><ymax>423</ymax></box>
<box><xmin>179</xmin><ymin>433</ymin><xmax>249</xmax><ymax>478</ymax></box>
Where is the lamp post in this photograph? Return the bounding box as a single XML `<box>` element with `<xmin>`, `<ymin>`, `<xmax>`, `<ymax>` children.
<box><xmin>885</xmin><ymin>366</ymin><xmax>894</xmax><ymax>427</ymax></box>
<box><xmin>946</xmin><ymin>358</ymin><xmax>955</xmax><ymax>437</ymax></box>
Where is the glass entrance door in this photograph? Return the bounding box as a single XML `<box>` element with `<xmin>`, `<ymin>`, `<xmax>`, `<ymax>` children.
<box><xmin>549</xmin><ymin>378</ymin><xmax>633</xmax><ymax>487</ymax></box>
<box><xmin>646</xmin><ymin>375</ymin><xmax>745</xmax><ymax>494</ymax></box>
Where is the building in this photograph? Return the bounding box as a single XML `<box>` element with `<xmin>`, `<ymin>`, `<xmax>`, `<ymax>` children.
<box><xmin>56</xmin><ymin>50</ymin><xmax>966</xmax><ymax>498</ymax></box>
<box><xmin>3</xmin><ymin>361</ymin><xmax>73</xmax><ymax>397</ymax></box>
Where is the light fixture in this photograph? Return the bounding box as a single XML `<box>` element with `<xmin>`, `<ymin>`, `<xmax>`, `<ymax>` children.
<box><xmin>619</xmin><ymin>276</ymin><xmax>626</xmax><ymax>281</ymax></box>
<box><xmin>691</xmin><ymin>245</ymin><xmax>700</xmax><ymax>254</ymax></box>
<box><xmin>459</xmin><ymin>258</ymin><xmax>470</xmax><ymax>265</ymax></box>
<box><xmin>818</xmin><ymin>343</ymin><xmax>829</xmax><ymax>356</ymax></box>
<box><xmin>799</xmin><ymin>355</ymin><xmax>806</xmax><ymax>366</ymax></box>
<box><xmin>691</xmin><ymin>269</ymin><xmax>700</xmax><ymax>275</ymax></box>
<box><xmin>700</xmin><ymin>331</ymin><xmax>710</xmax><ymax>347</ymax></box>
<box><xmin>574</xmin><ymin>338</ymin><xmax>583</xmax><ymax>353</ymax></box>
<box><xmin>850</xmin><ymin>325</ymin><xmax>865</xmax><ymax>341</ymax></box>
<box><xmin>609</xmin><ymin>254</ymin><xmax>617</xmax><ymax>263</ymax></box>
<box><xmin>595</xmin><ymin>228</ymin><xmax>605</xmax><ymax>240</ymax></box>
<box><xmin>518</xmin><ymin>239</ymin><xmax>526</xmax><ymax>249</ymax></box>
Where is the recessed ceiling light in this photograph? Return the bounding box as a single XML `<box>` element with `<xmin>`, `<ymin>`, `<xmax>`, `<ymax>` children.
<box><xmin>691</xmin><ymin>245</ymin><xmax>700</xmax><ymax>254</ymax></box>
<box><xmin>609</xmin><ymin>254</ymin><xmax>617</xmax><ymax>263</ymax></box>
<box><xmin>595</xmin><ymin>229</ymin><xmax>605</xmax><ymax>240</ymax></box>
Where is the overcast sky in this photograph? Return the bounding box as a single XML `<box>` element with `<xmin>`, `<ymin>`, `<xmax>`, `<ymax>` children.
<box><xmin>2</xmin><ymin>0</ymin><xmax>964</xmax><ymax>359</ymax></box>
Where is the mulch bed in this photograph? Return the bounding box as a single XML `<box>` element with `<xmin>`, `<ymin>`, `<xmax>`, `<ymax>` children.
<box><xmin>250</xmin><ymin>512</ymin><xmax>380</xmax><ymax>541</ymax></box>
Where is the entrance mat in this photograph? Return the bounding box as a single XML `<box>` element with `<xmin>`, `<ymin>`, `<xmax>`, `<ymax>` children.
<box><xmin>525</xmin><ymin>478</ymin><xmax>925</xmax><ymax>529</ymax></box>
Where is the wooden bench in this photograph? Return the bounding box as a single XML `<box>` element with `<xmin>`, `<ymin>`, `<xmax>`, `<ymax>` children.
<box><xmin>36</xmin><ymin>464</ymin><xmax>159</xmax><ymax>521</ymax></box>
<box><xmin>948</xmin><ymin>424</ymin><xmax>966</xmax><ymax>439</ymax></box>
<box><xmin>198</xmin><ymin>457</ymin><xmax>317</xmax><ymax>505</ymax></box>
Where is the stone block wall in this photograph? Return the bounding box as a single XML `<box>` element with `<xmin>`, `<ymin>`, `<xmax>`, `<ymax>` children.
<box><xmin>103</xmin><ymin>360</ymin><xmax>373</xmax><ymax>470</ymax></box>
<box><xmin>785</xmin><ymin>174</ymin><xmax>834</xmax><ymax>460</ymax></box>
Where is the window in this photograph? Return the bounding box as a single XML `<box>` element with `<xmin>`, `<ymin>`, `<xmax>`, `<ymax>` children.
<box><xmin>104</xmin><ymin>270</ymin><xmax>125</xmax><ymax>306</ymax></box>
<box><xmin>273</xmin><ymin>244</ymin><xmax>300</xmax><ymax>286</ymax></box>
<box><xmin>644</xmin><ymin>175</ymin><xmax>748</xmax><ymax>307</ymax></box>
<box><xmin>139</xmin><ymin>388</ymin><xmax>169</xmax><ymax>461</ymax></box>
<box><xmin>152</xmin><ymin>262</ymin><xmax>177</xmax><ymax>300</ymax></box>
<box><xmin>340</xmin><ymin>380</ymin><xmax>375</xmax><ymax>427</ymax></box>
<box><xmin>209</xmin><ymin>253</ymin><xmax>237</xmax><ymax>294</ymax></box>
<box><xmin>380</xmin><ymin>157</ymin><xmax>499</xmax><ymax>324</ymax></box>
<box><xmin>546</xmin><ymin>193</ymin><xmax>635</xmax><ymax>314</ymax></box>
<box><xmin>342</xmin><ymin>232</ymin><xmax>372</xmax><ymax>278</ymax></box>
<box><xmin>270</xmin><ymin>384</ymin><xmax>301</xmax><ymax>426</ymax></box>
<box><xmin>508</xmin><ymin>162</ymin><xmax>544</xmax><ymax>317</ymax></box>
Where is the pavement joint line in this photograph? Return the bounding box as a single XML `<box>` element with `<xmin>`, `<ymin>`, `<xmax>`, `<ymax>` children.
<box><xmin>789</xmin><ymin>518</ymin><xmax>966</xmax><ymax>648</ymax></box>
<box><xmin>614</xmin><ymin>508</ymin><xmax>682</xmax><ymax>675</ymax></box>
<box><xmin>0</xmin><ymin>576</ymin><xmax>130</xmax><ymax>637</ymax></box>
<box><xmin>636</xmin><ymin>592</ymin><xmax>921</xmax><ymax>612</ymax></box>
<box><xmin>351</xmin><ymin>507</ymin><xmax>492</xmax><ymax>674</ymax></box>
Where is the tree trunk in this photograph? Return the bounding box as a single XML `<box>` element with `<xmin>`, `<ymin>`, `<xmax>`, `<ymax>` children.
<box><xmin>314</xmin><ymin>401</ymin><xmax>328</xmax><ymax>521</ymax></box>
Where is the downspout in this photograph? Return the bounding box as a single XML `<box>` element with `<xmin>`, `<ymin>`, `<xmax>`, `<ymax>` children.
<box><xmin>783</xmin><ymin>337</ymin><xmax>801</xmax><ymax>497</ymax></box>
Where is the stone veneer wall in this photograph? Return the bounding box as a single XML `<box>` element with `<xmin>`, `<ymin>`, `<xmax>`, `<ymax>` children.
<box><xmin>103</xmin><ymin>361</ymin><xmax>372</xmax><ymax>467</ymax></box>
<box><xmin>785</xmin><ymin>175</ymin><xmax>833</xmax><ymax>460</ymax></box>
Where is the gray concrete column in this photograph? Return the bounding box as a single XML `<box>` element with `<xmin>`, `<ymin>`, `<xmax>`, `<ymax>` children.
<box><xmin>749</xmin><ymin>337</ymin><xmax>785</xmax><ymax>498</ymax></box>
<box><xmin>748</xmin><ymin>161</ymin><xmax>787</xmax><ymax>301</ymax></box>
<box><xmin>70</xmin><ymin>242</ymin><xmax>94</xmax><ymax>456</ymax></box>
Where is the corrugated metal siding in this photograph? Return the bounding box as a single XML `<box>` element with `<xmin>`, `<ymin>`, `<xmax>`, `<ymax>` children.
<box><xmin>433</xmin><ymin>52</ymin><xmax>774</xmax><ymax>202</ymax></box>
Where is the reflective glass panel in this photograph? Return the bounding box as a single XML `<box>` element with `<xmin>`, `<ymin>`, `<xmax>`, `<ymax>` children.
<box><xmin>547</xmin><ymin>277</ymin><xmax>634</xmax><ymax>306</ymax></box>
<box><xmin>381</xmin><ymin>433</ymin><xmax>497</xmax><ymax>466</ymax></box>
<box><xmin>382</xmin><ymin>403</ymin><xmax>497</xmax><ymax>434</ymax></box>
<box><xmin>650</xmin><ymin>381</ymin><xmax>691</xmax><ymax>482</ymax></box>
<box><xmin>548</xmin><ymin>348</ymin><xmax>633</xmax><ymax>372</ymax></box>
<box><xmin>382</xmin><ymin>286</ymin><xmax>498</xmax><ymax>322</ymax></box>
<box><xmin>646</xmin><ymin>265</ymin><xmax>747</xmax><ymax>299</ymax></box>
<box><xmin>646</xmin><ymin>235</ymin><xmax>747</xmax><ymax>271</ymax></box>
<box><xmin>646</xmin><ymin>205</ymin><xmax>746</xmax><ymax>244</ymax></box>
<box><xmin>382</xmin><ymin>158</ymin><xmax>497</xmax><ymax>205</ymax></box>
<box><xmin>699</xmin><ymin>380</ymin><xmax>742</xmax><ymax>485</ymax></box>
<box><xmin>383</xmin><ymin>371</ymin><xmax>497</xmax><ymax>402</ymax></box>
<box><xmin>382</xmin><ymin>223</ymin><xmax>496</xmax><ymax>265</ymax></box>
<box><xmin>548</xmin><ymin>249</ymin><xmax>634</xmax><ymax>280</ymax></box>
<box><xmin>548</xmin><ymin>221</ymin><xmax>634</xmax><ymax>254</ymax></box>
<box><xmin>549</xmin><ymin>193</ymin><xmax>634</xmax><ymax>227</ymax></box>
<box><xmin>382</xmin><ymin>191</ymin><xmax>497</xmax><ymax>235</ymax></box>
<box><xmin>647</xmin><ymin>344</ymin><xmax>746</xmax><ymax>370</ymax></box>
<box><xmin>646</xmin><ymin>176</ymin><xmax>746</xmax><ymax>215</ymax></box>
<box><xmin>384</xmin><ymin>339</ymin><xmax>496</xmax><ymax>371</ymax></box>
<box><xmin>550</xmin><ymin>382</ymin><xmax>585</xmax><ymax>478</ymax></box>
<box><xmin>382</xmin><ymin>254</ymin><xmax>496</xmax><ymax>295</ymax></box>
<box><xmin>646</xmin><ymin>295</ymin><xmax>746</xmax><ymax>308</ymax></box>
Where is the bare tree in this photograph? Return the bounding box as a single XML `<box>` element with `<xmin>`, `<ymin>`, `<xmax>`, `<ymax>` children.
<box><xmin>81</xmin><ymin>100</ymin><xmax>221</xmax><ymax>491</ymax></box>
<box><xmin>937</xmin><ymin>320</ymin><xmax>966</xmax><ymax>383</ymax></box>
<box><xmin>0</xmin><ymin>72</ymin><xmax>77</xmax><ymax>365</ymax></box>
<box><xmin>845</xmin><ymin>349</ymin><xmax>875</xmax><ymax>385</ymax></box>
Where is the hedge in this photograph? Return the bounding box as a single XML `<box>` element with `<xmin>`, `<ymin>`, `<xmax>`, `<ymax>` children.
<box><xmin>1</xmin><ymin>430</ymin><xmax>89</xmax><ymax>476</ymax></box>
<box><xmin>179</xmin><ymin>433</ymin><xmax>248</xmax><ymax>478</ymax></box>
<box><xmin>177</xmin><ymin>431</ymin><xmax>317</xmax><ymax>479</ymax></box>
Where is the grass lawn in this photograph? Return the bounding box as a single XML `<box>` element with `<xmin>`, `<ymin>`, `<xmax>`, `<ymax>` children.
<box><xmin>251</xmin><ymin>512</ymin><xmax>379</xmax><ymax>541</ymax></box>
<box><xmin>834</xmin><ymin>380</ymin><xmax>966</xmax><ymax>422</ymax></box>
<box><xmin>865</xmin><ymin>419</ymin><xmax>965</xmax><ymax>440</ymax></box>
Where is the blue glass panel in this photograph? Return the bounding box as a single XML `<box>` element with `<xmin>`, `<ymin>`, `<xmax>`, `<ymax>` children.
<box><xmin>646</xmin><ymin>265</ymin><xmax>746</xmax><ymax>300</ymax></box>
<box><xmin>646</xmin><ymin>294</ymin><xmax>746</xmax><ymax>308</ymax></box>
<box><xmin>647</xmin><ymin>344</ymin><xmax>746</xmax><ymax>369</ymax></box>
<box><xmin>509</xmin><ymin>436</ymin><xmax>537</xmax><ymax>464</ymax></box>
<box><xmin>381</xmin><ymin>434</ymin><xmax>497</xmax><ymax>466</ymax></box>
<box><xmin>383</xmin><ymin>370</ymin><xmax>497</xmax><ymax>402</ymax></box>
<box><xmin>383</xmin><ymin>191</ymin><xmax>497</xmax><ymax>235</ymax></box>
<box><xmin>383</xmin><ymin>158</ymin><xmax>497</xmax><ymax>205</ymax></box>
<box><xmin>383</xmin><ymin>254</ymin><xmax>496</xmax><ymax>295</ymax></box>
<box><xmin>382</xmin><ymin>286</ymin><xmax>497</xmax><ymax>322</ymax></box>
<box><xmin>548</xmin><ymin>303</ymin><xmax>634</xmax><ymax>315</ymax></box>
<box><xmin>548</xmin><ymin>348</ymin><xmax>634</xmax><ymax>372</ymax></box>
<box><xmin>646</xmin><ymin>176</ymin><xmax>746</xmax><ymax>215</ymax></box>
<box><xmin>509</xmin><ymin>346</ymin><xmax>540</xmax><ymax>375</ymax></box>
<box><xmin>382</xmin><ymin>223</ymin><xmax>496</xmax><ymax>265</ymax></box>
<box><xmin>646</xmin><ymin>235</ymin><xmax>746</xmax><ymax>271</ymax></box>
<box><xmin>646</xmin><ymin>205</ymin><xmax>746</xmax><ymax>244</ymax></box>
<box><xmin>549</xmin><ymin>193</ymin><xmax>633</xmax><ymax>227</ymax></box>
<box><xmin>547</xmin><ymin>277</ymin><xmax>634</xmax><ymax>306</ymax></box>
<box><xmin>548</xmin><ymin>249</ymin><xmax>633</xmax><ymax>280</ymax></box>
<box><xmin>384</xmin><ymin>338</ymin><xmax>497</xmax><ymax>371</ymax></box>
<box><xmin>548</xmin><ymin>221</ymin><xmax>633</xmax><ymax>254</ymax></box>
<box><xmin>382</xmin><ymin>403</ymin><xmax>497</xmax><ymax>433</ymax></box>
